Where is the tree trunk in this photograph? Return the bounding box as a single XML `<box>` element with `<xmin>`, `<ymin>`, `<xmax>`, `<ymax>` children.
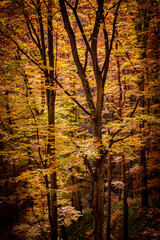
<box><xmin>128</xmin><ymin>160</ymin><xmax>133</xmax><ymax>198</ymax></box>
<box><xmin>140</xmin><ymin>148</ymin><xmax>148</xmax><ymax>208</ymax></box>
<box><xmin>118</xmin><ymin>162</ymin><xmax>122</xmax><ymax>201</ymax></box>
<box><xmin>47</xmin><ymin>1</ymin><xmax>58</xmax><ymax>239</ymax></box>
<box><xmin>135</xmin><ymin>1</ymin><xmax>149</xmax><ymax>209</ymax></box>
<box><xmin>93</xmin><ymin>157</ymin><xmax>105</xmax><ymax>240</ymax></box>
<box><xmin>107</xmin><ymin>152</ymin><xmax>112</xmax><ymax>240</ymax></box>
<box><xmin>122</xmin><ymin>154</ymin><xmax>129</xmax><ymax>240</ymax></box>
<box><xmin>139</xmin><ymin>78</ymin><xmax>148</xmax><ymax>208</ymax></box>
<box><xmin>71</xmin><ymin>173</ymin><xmax>82</xmax><ymax>213</ymax></box>
<box><xmin>60</xmin><ymin>224</ymin><xmax>68</xmax><ymax>240</ymax></box>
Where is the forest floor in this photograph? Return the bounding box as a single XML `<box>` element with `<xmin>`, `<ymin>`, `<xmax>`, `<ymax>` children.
<box><xmin>66</xmin><ymin>203</ymin><xmax>160</xmax><ymax>240</ymax></box>
<box><xmin>129</xmin><ymin>207</ymin><xmax>160</xmax><ymax>240</ymax></box>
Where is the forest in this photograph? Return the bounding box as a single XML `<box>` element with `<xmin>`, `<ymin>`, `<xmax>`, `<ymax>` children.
<box><xmin>0</xmin><ymin>0</ymin><xmax>160</xmax><ymax>240</ymax></box>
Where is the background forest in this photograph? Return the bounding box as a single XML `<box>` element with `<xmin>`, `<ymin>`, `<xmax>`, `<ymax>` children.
<box><xmin>0</xmin><ymin>0</ymin><xmax>160</xmax><ymax>240</ymax></box>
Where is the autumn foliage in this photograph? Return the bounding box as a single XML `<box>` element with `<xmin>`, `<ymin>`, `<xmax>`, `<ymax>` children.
<box><xmin>0</xmin><ymin>1</ymin><xmax>160</xmax><ymax>240</ymax></box>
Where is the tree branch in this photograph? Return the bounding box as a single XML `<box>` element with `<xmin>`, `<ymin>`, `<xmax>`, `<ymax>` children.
<box><xmin>103</xmin><ymin>2</ymin><xmax>119</xmax><ymax>20</ymax></box>
<box><xmin>108</xmin><ymin>95</ymin><xmax>142</xmax><ymax>147</ymax></box>
<box><xmin>0</xmin><ymin>118</ymin><xmax>8</xmax><ymax>132</ymax></box>
<box><xmin>28</xmin><ymin>103</ymin><xmax>45</xmax><ymax>168</ymax></box>
<box><xmin>112</xmin><ymin>134</ymin><xmax>130</xmax><ymax>144</ymax></box>
<box><xmin>90</xmin><ymin>1</ymin><xmax>103</xmax><ymax>81</ymax></box>
<box><xmin>83</xmin><ymin>155</ymin><xmax>96</xmax><ymax>181</ymax></box>
<box><xmin>59</xmin><ymin>0</ymin><xmax>95</xmax><ymax>114</ymax></box>
<box><xmin>102</xmin><ymin>20</ymin><xmax>110</xmax><ymax>82</ymax></box>
<box><xmin>0</xmin><ymin>30</ymin><xmax>43</xmax><ymax>69</ymax></box>
<box><xmin>84</xmin><ymin>47</ymin><xmax>89</xmax><ymax>72</ymax></box>
<box><xmin>64</xmin><ymin>0</ymin><xmax>91</xmax><ymax>59</ymax></box>
<box><xmin>109</xmin><ymin>0</ymin><xmax>122</xmax><ymax>55</ymax></box>
<box><xmin>129</xmin><ymin>96</ymin><xmax>142</xmax><ymax>117</ymax></box>
<box><xmin>74</xmin><ymin>0</ymin><xmax>78</xmax><ymax>10</ymax></box>
<box><xmin>21</xmin><ymin>1</ymin><xmax>41</xmax><ymax>52</ymax></box>
<box><xmin>54</xmin><ymin>77</ymin><xmax>91</xmax><ymax>116</ymax></box>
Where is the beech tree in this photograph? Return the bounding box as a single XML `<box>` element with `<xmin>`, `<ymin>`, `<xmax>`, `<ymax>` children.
<box><xmin>59</xmin><ymin>0</ymin><xmax>122</xmax><ymax>239</ymax></box>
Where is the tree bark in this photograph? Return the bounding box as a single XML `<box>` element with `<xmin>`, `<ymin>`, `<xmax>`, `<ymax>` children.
<box><xmin>92</xmin><ymin>152</ymin><xmax>105</xmax><ymax>240</ymax></box>
<box><xmin>47</xmin><ymin>0</ymin><xmax>58</xmax><ymax>239</ymax></box>
<box><xmin>107</xmin><ymin>152</ymin><xmax>112</xmax><ymax>240</ymax></box>
<box><xmin>122</xmin><ymin>153</ymin><xmax>129</xmax><ymax>240</ymax></box>
<box><xmin>140</xmin><ymin>148</ymin><xmax>148</xmax><ymax>208</ymax></box>
<box><xmin>134</xmin><ymin>1</ymin><xmax>149</xmax><ymax>208</ymax></box>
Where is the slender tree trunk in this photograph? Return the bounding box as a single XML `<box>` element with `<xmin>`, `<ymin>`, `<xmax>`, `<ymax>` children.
<box><xmin>47</xmin><ymin>0</ymin><xmax>58</xmax><ymax>238</ymax></box>
<box><xmin>71</xmin><ymin>173</ymin><xmax>82</xmax><ymax>212</ymax></box>
<box><xmin>41</xmin><ymin>76</ymin><xmax>45</xmax><ymax>114</ymax></box>
<box><xmin>119</xmin><ymin>162</ymin><xmax>122</xmax><ymax>201</ymax></box>
<box><xmin>139</xmin><ymin>89</ymin><xmax>148</xmax><ymax>208</ymax></box>
<box><xmin>128</xmin><ymin>160</ymin><xmax>133</xmax><ymax>198</ymax></box>
<box><xmin>135</xmin><ymin>1</ymin><xmax>149</xmax><ymax>208</ymax></box>
<box><xmin>107</xmin><ymin>152</ymin><xmax>112</xmax><ymax>240</ymax></box>
<box><xmin>140</xmin><ymin>148</ymin><xmax>148</xmax><ymax>208</ymax></box>
<box><xmin>122</xmin><ymin>153</ymin><xmax>129</xmax><ymax>240</ymax></box>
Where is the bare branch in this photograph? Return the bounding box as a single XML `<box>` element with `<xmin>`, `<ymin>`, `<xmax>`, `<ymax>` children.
<box><xmin>112</xmin><ymin>134</ymin><xmax>130</xmax><ymax>144</ymax></box>
<box><xmin>108</xmin><ymin>95</ymin><xmax>142</xmax><ymax>148</ymax></box>
<box><xmin>112</xmin><ymin>127</ymin><xmax>123</xmax><ymax>139</ymax></box>
<box><xmin>109</xmin><ymin>0</ymin><xmax>122</xmax><ymax>55</ymax></box>
<box><xmin>129</xmin><ymin>96</ymin><xmax>142</xmax><ymax>117</ymax></box>
<box><xmin>84</xmin><ymin>47</ymin><xmax>89</xmax><ymax>72</ymax></box>
<box><xmin>65</xmin><ymin>0</ymin><xmax>91</xmax><ymax>56</ymax></box>
<box><xmin>102</xmin><ymin>20</ymin><xmax>109</xmax><ymax>82</ymax></box>
<box><xmin>105</xmin><ymin>94</ymin><xmax>119</xmax><ymax>113</ymax></box>
<box><xmin>0</xmin><ymin>118</ymin><xmax>8</xmax><ymax>132</ymax></box>
<box><xmin>25</xmin><ymin>13</ymin><xmax>41</xmax><ymax>51</ymax></box>
<box><xmin>0</xmin><ymin>30</ymin><xmax>43</xmax><ymax>69</ymax></box>
<box><xmin>28</xmin><ymin>102</ymin><xmax>45</xmax><ymax>168</ymax></box>
<box><xmin>53</xmin><ymin>77</ymin><xmax>91</xmax><ymax>116</ymax></box>
<box><xmin>59</xmin><ymin>0</ymin><xmax>95</xmax><ymax>114</ymax></box>
<box><xmin>104</xmin><ymin>1</ymin><xmax>119</xmax><ymax>20</ymax></box>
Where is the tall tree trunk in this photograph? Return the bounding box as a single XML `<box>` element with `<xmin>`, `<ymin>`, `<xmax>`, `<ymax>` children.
<box><xmin>47</xmin><ymin>0</ymin><xmax>58</xmax><ymax>239</ymax></box>
<box><xmin>128</xmin><ymin>160</ymin><xmax>133</xmax><ymax>198</ymax></box>
<box><xmin>140</xmin><ymin>148</ymin><xmax>148</xmax><ymax>208</ymax></box>
<box><xmin>107</xmin><ymin>152</ymin><xmax>112</xmax><ymax>240</ymax></box>
<box><xmin>135</xmin><ymin>1</ymin><xmax>149</xmax><ymax>208</ymax></box>
<box><xmin>71</xmin><ymin>173</ymin><xmax>82</xmax><ymax>213</ymax></box>
<box><xmin>139</xmin><ymin>86</ymin><xmax>148</xmax><ymax>208</ymax></box>
<box><xmin>122</xmin><ymin>153</ymin><xmax>129</xmax><ymax>240</ymax></box>
<box><xmin>118</xmin><ymin>162</ymin><xmax>122</xmax><ymax>201</ymax></box>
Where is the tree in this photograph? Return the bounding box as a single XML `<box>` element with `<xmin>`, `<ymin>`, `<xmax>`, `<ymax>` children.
<box><xmin>0</xmin><ymin>0</ymin><xmax>59</xmax><ymax>238</ymax></box>
<box><xmin>126</xmin><ymin>0</ymin><xmax>160</xmax><ymax>208</ymax></box>
<box><xmin>59</xmin><ymin>1</ymin><xmax>122</xmax><ymax>239</ymax></box>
